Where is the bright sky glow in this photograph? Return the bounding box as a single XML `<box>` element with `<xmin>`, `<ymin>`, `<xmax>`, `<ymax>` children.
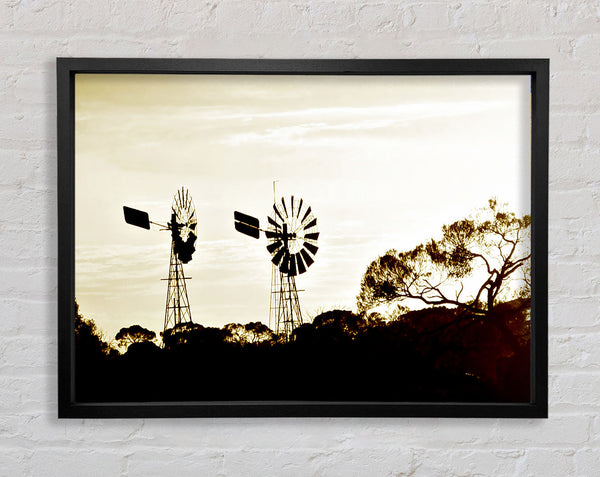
<box><xmin>75</xmin><ymin>74</ymin><xmax>531</xmax><ymax>341</ymax></box>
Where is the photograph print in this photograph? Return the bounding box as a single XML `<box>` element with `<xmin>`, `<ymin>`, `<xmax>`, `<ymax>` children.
<box><xmin>67</xmin><ymin>64</ymin><xmax>539</xmax><ymax>414</ymax></box>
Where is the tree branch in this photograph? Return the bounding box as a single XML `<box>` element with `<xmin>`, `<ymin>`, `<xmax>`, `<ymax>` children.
<box><xmin>471</xmin><ymin>253</ymin><xmax>493</xmax><ymax>274</ymax></box>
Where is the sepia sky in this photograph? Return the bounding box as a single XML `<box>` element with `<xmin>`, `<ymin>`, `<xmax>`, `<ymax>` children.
<box><xmin>75</xmin><ymin>73</ymin><xmax>531</xmax><ymax>341</ymax></box>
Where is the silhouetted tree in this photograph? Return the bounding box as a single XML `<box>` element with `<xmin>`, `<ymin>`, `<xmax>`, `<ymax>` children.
<box><xmin>74</xmin><ymin>300</ymin><xmax>114</xmax><ymax>358</ymax></box>
<box><xmin>224</xmin><ymin>322</ymin><xmax>275</xmax><ymax>345</ymax></box>
<box><xmin>313</xmin><ymin>310</ymin><xmax>366</xmax><ymax>339</ymax></box>
<box><xmin>244</xmin><ymin>322</ymin><xmax>275</xmax><ymax>344</ymax></box>
<box><xmin>197</xmin><ymin>326</ymin><xmax>231</xmax><ymax>347</ymax></box>
<box><xmin>162</xmin><ymin>322</ymin><xmax>232</xmax><ymax>349</ymax></box>
<box><xmin>291</xmin><ymin>323</ymin><xmax>318</xmax><ymax>344</ymax></box>
<box><xmin>125</xmin><ymin>340</ymin><xmax>161</xmax><ymax>357</ymax></box>
<box><xmin>162</xmin><ymin>322</ymin><xmax>204</xmax><ymax>348</ymax></box>
<box><xmin>358</xmin><ymin>199</ymin><xmax>531</xmax><ymax>316</ymax></box>
<box><xmin>115</xmin><ymin>325</ymin><xmax>156</xmax><ymax>349</ymax></box>
<box><xmin>224</xmin><ymin>323</ymin><xmax>247</xmax><ymax>344</ymax></box>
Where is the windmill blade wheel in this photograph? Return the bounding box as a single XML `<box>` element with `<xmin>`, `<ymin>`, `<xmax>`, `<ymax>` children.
<box><xmin>265</xmin><ymin>195</ymin><xmax>318</xmax><ymax>276</ymax></box>
<box><xmin>171</xmin><ymin>187</ymin><xmax>198</xmax><ymax>264</ymax></box>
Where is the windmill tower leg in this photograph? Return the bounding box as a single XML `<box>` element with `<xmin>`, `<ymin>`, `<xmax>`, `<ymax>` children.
<box><xmin>269</xmin><ymin>263</ymin><xmax>279</xmax><ymax>332</ymax></box>
<box><xmin>274</xmin><ymin>271</ymin><xmax>302</xmax><ymax>340</ymax></box>
<box><xmin>163</xmin><ymin>241</ymin><xmax>192</xmax><ymax>334</ymax></box>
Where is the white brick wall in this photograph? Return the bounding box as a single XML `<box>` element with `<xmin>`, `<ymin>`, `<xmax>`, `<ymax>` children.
<box><xmin>0</xmin><ymin>1</ymin><xmax>597</xmax><ymax>475</ymax></box>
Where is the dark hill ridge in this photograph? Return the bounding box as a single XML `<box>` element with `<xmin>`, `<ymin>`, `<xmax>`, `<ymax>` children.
<box><xmin>74</xmin><ymin>299</ymin><xmax>530</xmax><ymax>403</ymax></box>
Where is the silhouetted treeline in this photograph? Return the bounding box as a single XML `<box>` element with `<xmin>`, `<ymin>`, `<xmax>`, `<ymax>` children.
<box><xmin>74</xmin><ymin>298</ymin><xmax>530</xmax><ymax>403</ymax></box>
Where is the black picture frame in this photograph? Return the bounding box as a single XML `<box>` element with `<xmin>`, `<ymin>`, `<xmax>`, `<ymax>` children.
<box><xmin>57</xmin><ymin>58</ymin><xmax>548</xmax><ymax>418</ymax></box>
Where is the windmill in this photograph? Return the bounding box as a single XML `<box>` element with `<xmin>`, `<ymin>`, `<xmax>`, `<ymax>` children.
<box><xmin>234</xmin><ymin>195</ymin><xmax>319</xmax><ymax>338</ymax></box>
<box><xmin>123</xmin><ymin>187</ymin><xmax>197</xmax><ymax>334</ymax></box>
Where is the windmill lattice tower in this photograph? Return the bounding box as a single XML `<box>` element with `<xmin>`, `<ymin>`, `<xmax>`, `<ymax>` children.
<box><xmin>269</xmin><ymin>259</ymin><xmax>302</xmax><ymax>337</ymax></box>
<box><xmin>163</xmin><ymin>188</ymin><xmax>197</xmax><ymax>333</ymax></box>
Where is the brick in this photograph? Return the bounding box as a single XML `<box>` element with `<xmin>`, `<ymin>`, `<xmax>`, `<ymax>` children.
<box><xmin>0</xmin><ymin>1</ymin><xmax>14</xmax><ymax>28</ymax></box>
<box><xmin>12</xmin><ymin>0</ymin><xmax>66</xmax><ymax>31</ymax></box>
<box><xmin>0</xmin><ymin>265</ymin><xmax>56</xmax><ymax>301</ymax></box>
<box><xmin>308</xmin><ymin>2</ymin><xmax>357</xmax><ymax>32</ymax></box>
<box><xmin>30</xmin><ymin>450</ymin><xmax>122</xmax><ymax>477</ymax></box>
<box><xmin>549</xmin><ymin>297</ymin><xmax>600</xmax><ymax>328</ymax></box>
<box><xmin>548</xmin><ymin>261</ymin><xmax>600</xmax><ymax>299</ymax></box>
<box><xmin>551</xmin><ymin>332</ymin><xmax>600</xmax><ymax>369</ymax></box>
<box><xmin>105</xmin><ymin>1</ymin><xmax>164</xmax><ymax>32</ymax></box>
<box><xmin>495</xmin><ymin>2</ymin><xmax>553</xmax><ymax>36</ymax></box>
<box><xmin>587</xmin><ymin>113</ymin><xmax>600</xmax><ymax>143</ymax></box>
<box><xmin>316</xmin><ymin>448</ymin><xmax>414</xmax><ymax>476</ymax></box>
<box><xmin>0</xmin><ymin>110</ymin><xmax>48</xmax><ymax>146</ymax></box>
<box><xmin>13</xmin><ymin>69</ymin><xmax>55</xmax><ymax>105</ymax></box>
<box><xmin>551</xmin><ymin>113</ymin><xmax>587</xmax><ymax>143</ymax></box>
<box><xmin>0</xmin><ymin>68</ymin><xmax>17</xmax><ymax>105</ymax></box>
<box><xmin>592</xmin><ymin>416</ymin><xmax>600</xmax><ymax>445</ymax></box>
<box><xmin>0</xmin><ymin>151</ymin><xmax>35</xmax><ymax>186</ymax></box>
<box><xmin>409</xmin><ymin>4</ymin><xmax>453</xmax><ymax>31</ymax></box>
<box><xmin>255</xmin><ymin>2</ymin><xmax>297</xmax><ymax>33</ymax></box>
<box><xmin>0</xmin><ymin>376</ymin><xmax>47</xmax><ymax>414</ymax></box>
<box><xmin>553</xmin><ymin>71</ymin><xmax>600</xmax><ymax>106</ymax></box>
<box><xmin>63</xmin><ymin>1</ymin><xmax>113</xmax><ymax>30</ymax></box>
<box><xmin>0</xmin><ymin>335</ymin><xmax>56</xmax><ymax>375</ymax></box>
<box><xmin>493</xmin><ymin>415</ymin><xmax>589</xmax><ymax>445</ymax></box>
<box><xmin>572</xmin><ymin>34</ymin><xmax>600</xmax><ymax>67</ymax></box>
<box><xmin>0</xmin><ymin>229</ymin><xmax>49</xmax><ymax>263</ymax></box>
<box><xmin>0</xmin><ymin>187</ymin><xmax>56</xmax><ymax>230</ymax></box>
<box><xmin>126</xmin><ymin>449</ymin><xmax>222</xmax><ymax>476</ymax></box>
<box><xmin>413</xmin><ymin>449</ymin><xmax>522</xmax><ymax>477</ymax></box>
<box><xmin>69</xmin><ymin>36</ymin><xmax>179</xmax><ymax>57</ymax></box>
<box><xmin>223</xmin><ymin>449</ymin><xmax>313</xmax><ymax>476</ymax></box>
<box><xmin>552</xmin><ymin>373</ymin><xmax>600</xmax><ymax>407</ymax></box>
<box><xmin>220</xmin><ymin>448</ymin><xmax>409</xmax><ymax>477</ymax></box>
<box><xmin>380</xmin><ymin>38</ymin><xmax>482</xmax><ymax>57</ymax></box>
<box><xmin>550</xmin><ymin>146</ymin><xmax>600</xmax><ymax>186</ymax></box>
<box><xmin>138</xmin><ymin>418</ymin><xmax>502</xmax><ymax>451</ymax></box>
<box><xmin>582</xmin><ymin>227</ymin><xmax>600</xmax><ymax>256</ymax></box>
<box><xmin>63</xmin><ymin>419</ymin><xmax>147</xmax><ymax>445</ymax></box>
<box><xmin>0</xmin><ymin>299</ymin><xmax>55</xmax><ymax>336</ymax></box>
<box><xmin>548</xmin><ymin>225</ymin><xmax>583</xmax><ymax>257</ymax></box>
<box><xmin>356</xmin><ymin>4</ymin><xmax>402</xmax><ymax>33</ymax></box>
<box><xmin>0</xmin><ymin>449</ymin><xmax>32</xmax><ymax>477</ymax></box>
<box><xmin>544</xmin><ymin>1</ymin><xmax>600</xmax><ymax>35</ymax></box>
<box><xmin>138</xmin><ymin>419</ymin><xmax>343</xmax><ymax>449</ymax></box>
<box><xmin>549</xmin><ymin>189</ymin><xmax>599</xmax><ymax>220</ymax></box>
<box><xmin>161</xmin><ymin>2</ymin><xmax>218</xmax><ymax>32</ymax></box>
<box><xmin>0</xmin><ymin>38</ymin><xmax>68</xmax><ymax>67</ymax></box>
<box><xmin>452</xmin><ymin>2</ymin><xmax>501</xmax><ymax>34</ymax></box>
<box><xmin>575</xmin><ymin>448</ymin><xmax>600</xmax><ymax>476</ymax></box>
<box><xmin>214</xmin><ymin>1</ymin><xmax>329</xmax><ymax>35</ymax></box>
<box><xmin>479</xmin><ymin>37</ymin><xmax>574</xmax><ymax>71</ymax></box>
<box><xmin>0</xmin><ymin>414</ymin><xmax>52</xmax><ymax>446</ymax></box>
<box><xmin>521</xmin><ymin>449</ymin><xmax>576</xmax><ymax>476</ymax></box>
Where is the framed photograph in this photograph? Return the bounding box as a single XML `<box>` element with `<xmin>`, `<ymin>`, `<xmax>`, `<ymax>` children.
<box><xmin>58</xmin><ymin>58</ymin><xmax>548</xmax><ymax>418</ymax></box>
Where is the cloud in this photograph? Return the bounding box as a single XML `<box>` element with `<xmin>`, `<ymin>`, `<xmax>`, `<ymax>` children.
<box><xmin>220</xmin><ymin>100</ymin><xmax>508</xmax><ymax>146</ymax></box>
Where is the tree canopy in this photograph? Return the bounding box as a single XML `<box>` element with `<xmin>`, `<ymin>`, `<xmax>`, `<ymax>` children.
<box><xmin>224</xmin><ymin>322</ymin><xmax>277</xmax><ymax>345</ymax></box>
<box><xmin>74</xmin><ymin>300</ymin><xmax>115</xmax><ymax>358</ymax></box>
<box><xmin>357</xmin><ymin>199</ymin><xmax>531</xmax><ymax>316</ymax></box>
<box><xmin>162</xmin><ymin>322</ymin><xmax>233</xmax><ymax>349</ymax></box>
<box><xmin>115</xmin><ymin>324</ymin><xmax>156</xmax><ymax>348</ymax></box>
